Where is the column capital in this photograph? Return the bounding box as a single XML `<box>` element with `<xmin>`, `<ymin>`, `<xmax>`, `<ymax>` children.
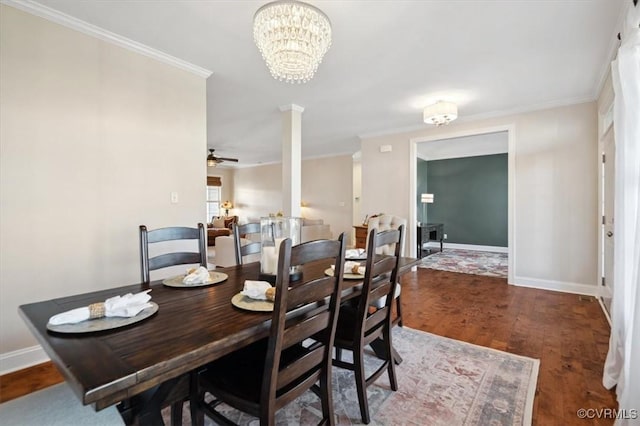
<box><xmin>279</xmin><ymin>104</ymin><xmax>305</xmax><ymax>113</ymax></box>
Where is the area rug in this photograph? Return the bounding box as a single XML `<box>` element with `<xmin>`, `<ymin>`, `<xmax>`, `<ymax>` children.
<box><xmin>419</xmin><ymin>249</ymin><xmax>508</xmax><ymax>278</ymax></box>
<box><xmin>166</xmin><ymin>327</ymin><xmax>539</xmax><ymax>425</ymax></box>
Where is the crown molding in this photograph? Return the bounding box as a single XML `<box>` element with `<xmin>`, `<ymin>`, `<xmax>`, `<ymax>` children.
<box><xmin>1</xmin><ymin>0</ymin><xmax>213</xmax><ymax>78</ymax></box>
<box><xmin>357</xmin><ymin>95</ymin><xmax>595</xmax><ymax>140</ymax></box>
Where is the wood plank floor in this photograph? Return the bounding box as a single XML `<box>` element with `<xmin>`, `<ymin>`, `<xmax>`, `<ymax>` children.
<box><xmin>0</xmin><ymin>267</ymin><xmax>616</xmax><ymax>425</ymax></box>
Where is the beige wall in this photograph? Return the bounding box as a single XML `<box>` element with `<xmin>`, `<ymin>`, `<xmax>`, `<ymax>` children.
<box><xmin>361</xmin><ymin>102</ymin><xmax>598</xmax><ymax>291</ymax></box>
<box><xmin>0</xmin><ymin>5</ymin><xmax>207</xmax><ymax>366</ymax></box>
<box><xmin>207</xmin><ymin>167</ymin><xmax>234</xmax><ymax>219</ymax></box>
<box><xmin>300</xmin><ymin>155</ymin><xmax>353</xmax><ymax>240</ymax></box>
<box><xmin>233</xmin><ymin>163</ymin><xmax>283</xmax><ymax>221</ymax></box>
<box><xmin>232</xmin><ymin>155</ymin><xmax>353</xmax><ymax>240</ymax></box>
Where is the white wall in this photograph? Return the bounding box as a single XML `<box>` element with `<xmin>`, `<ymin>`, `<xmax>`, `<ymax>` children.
<box><xmin>0</xmin><ymin>5</ymin><xmax>207</xmax><ymax>369</ymax></box>
<box><xmin>232</xmin><ymin>155</ymin><xmax>353</xmax><ymax>240</ymax></box>
<box><xmin>361</xmin><ymin>102</ymin><xmax>598</xmax><ymax>293</ymax></box>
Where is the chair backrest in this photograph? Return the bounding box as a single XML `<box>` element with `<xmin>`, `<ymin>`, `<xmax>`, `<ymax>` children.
<box><xmin>366</xmin><ymin>215</ymin><xmax>407</xmax><ymax>256</ymax></box>
<box><xmin>139</xmin><ymin>223</ymin><xmax>207</xmax><ymax>283</ymax></box>
<box><xmin>356</xmin><ymin>226</ymin><xmax>403</xmax><ymax>343</ymax></box>
<box><xmin>233</xmin><ymin>222</ymin><xmax>262</xmax><ymax>265</ymax></box>
<box><xmin>261</xmin><ymin>233</ymin><xmax>347</xmax><ymax>415</ymax></box>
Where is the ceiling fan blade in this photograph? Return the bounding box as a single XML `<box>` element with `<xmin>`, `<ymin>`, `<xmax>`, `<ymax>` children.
<box><xmin>216</xmin><ymin>157</ymin><xmax>239</xmax><ymax>162</ymax></box>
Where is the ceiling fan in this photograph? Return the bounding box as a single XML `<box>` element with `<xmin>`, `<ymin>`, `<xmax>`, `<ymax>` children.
<box><xmin>207</xmin><ymin>149</ymin><xmax>239</xmax><ymax>167</ymax></box>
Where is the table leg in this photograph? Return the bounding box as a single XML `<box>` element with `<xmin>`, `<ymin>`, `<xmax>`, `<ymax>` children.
<box><xmin>369</xmin><ymin>339</ymin><xmax>403</xmax><ymax>365</ymax></box>
<box><xmin>117</xmin><ymin>375</ymin><xmax>188</xmax><ymax>426</ymax></box>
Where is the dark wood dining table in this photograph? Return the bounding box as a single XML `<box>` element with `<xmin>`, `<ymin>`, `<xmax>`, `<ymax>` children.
<box><xmin>19</xmin><ymin>257</ymin><xmax>419</xmax><ymax>424</ymax></box>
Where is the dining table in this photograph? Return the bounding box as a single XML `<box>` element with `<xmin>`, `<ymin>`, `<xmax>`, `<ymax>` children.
<box><xmin>18</xmin><ymin>256</ymin><xmax>419</xmax><ymax>425</ymax></box>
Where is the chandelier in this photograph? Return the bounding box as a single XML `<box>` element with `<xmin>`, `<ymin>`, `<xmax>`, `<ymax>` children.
<box><xmin>253</xmin><ymin>0</ymin><xmax>332</xmax><ymax>84</ymax></box>
<box><xmin>423</xmin><ymin>101</ymin><xmax>458</xmax><ymax>126</ymax></box>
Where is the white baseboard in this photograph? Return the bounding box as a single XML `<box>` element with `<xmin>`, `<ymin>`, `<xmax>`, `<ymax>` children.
<box><xmin>512</xmin><ymin>276</ymin><xmax>600</xmax><ymax>296</ymax></box>
<box><xmin>598</xmin><ymin>297</ymin><xmax>612</xmax><ymax>327</ymax></box>
<box><xmin>0</xmin><ymin>345</ymin><xmax>49</xmax><ymax>375</ymax></box>
<box><xmin>426</xmin><ymin>242</ymin><xmax>508</xmax><ymax>253</ymax></box>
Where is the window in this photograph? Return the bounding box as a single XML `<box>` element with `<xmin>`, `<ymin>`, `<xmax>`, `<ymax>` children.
<box><xmin>206</xmin><ymin>176</ymin><xmax>222</xmax><ymax>222</ymax></box>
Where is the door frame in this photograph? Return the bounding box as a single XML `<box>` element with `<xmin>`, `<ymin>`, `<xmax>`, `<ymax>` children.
<box><xmin>409</xmin><ymin>124</ymin><xmax>516</xmax><ymax>285</ymax></box>
<box><xmin>597</xmin><ymin>83</ymin><xmax>615</xmax><ymax>324</ymax></box>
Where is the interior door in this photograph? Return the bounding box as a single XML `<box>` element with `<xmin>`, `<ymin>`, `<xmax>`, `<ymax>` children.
<box><xmin>601</xmin><ymin>130</ymin><xmax>615</xmax><ymax>314</ymax></box>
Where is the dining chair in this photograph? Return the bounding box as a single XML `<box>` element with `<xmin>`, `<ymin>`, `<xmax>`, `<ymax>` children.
<box><xmin>138</xmin><ymin>223</ymin><xmax>207</xmax><ymax>423</ymax></box>
<box><xmin>191</xmin><ymin>233</ymin><xmax>347</xmax><ymax>426</ymax></box>
<box><xmin>139</xmin><ymin>223</ymin><xmax>207</xmax><ymax>284</ymax></box>
<box><xmin>366</xmin><ymin>214</ymin><xmax>407</xmax><ymax>327</ymax></box>
<box><xmin>333</xmin><ymin>225</ymin><xmax>403</xmax><ymax>424</ymax></box>
<box><xmin>233</xmin><ymin>222</ymin><xmax>262</xmax><ymax>265</ymax></box>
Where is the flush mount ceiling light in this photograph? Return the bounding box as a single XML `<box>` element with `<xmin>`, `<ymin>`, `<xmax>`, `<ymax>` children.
<box><xmin>253</xmin><ymin>0</ymin><xmax>332</xmax><ymax>84</ymax></box>
<box><xmin>423</xmin><ymin>101</ymin><xmax>458</xmax><ymax>126</ymax></box>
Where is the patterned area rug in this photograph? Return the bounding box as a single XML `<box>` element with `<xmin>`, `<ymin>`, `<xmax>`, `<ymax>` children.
<box><xmin>165</xmin><ymin>327</ymin><xmax>538</xmax><ymax>425</ymax></box>
<box><xmin>419</xmin><ymin>249</ymin><xmax>508</xmax><ymax>278</ymax></box>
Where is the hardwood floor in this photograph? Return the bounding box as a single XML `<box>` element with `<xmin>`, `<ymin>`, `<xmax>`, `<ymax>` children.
<box><xmin>0</xmin><ymin>268</ymin><xmax>616</xmax><ymax>425</ymax></box>
<box><xmin>402</xmin><ymin>268</ymin><xmax>616</xmax><ymax>426</ymax></box>
<box><xmin>0</xmin><ymin>360</ymin><xmax>63</xmax><ymax>403</ymax></box>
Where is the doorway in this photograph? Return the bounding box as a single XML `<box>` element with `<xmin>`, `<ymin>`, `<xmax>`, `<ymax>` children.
<box><xmin>600</xmin><ymin>124</ymin><xmax>615</xmax><ymax>315</ymax></box>
<box><xmin>409</xmin><ymin>125</ymin><xmax>515</xmax><ymax>284</ymax></box>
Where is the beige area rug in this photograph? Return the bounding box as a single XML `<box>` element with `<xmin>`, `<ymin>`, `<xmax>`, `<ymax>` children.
<box><xmin>165</xmin><ymin>327</ymin><xmax>539</xmax><ymax>425</ymax></box>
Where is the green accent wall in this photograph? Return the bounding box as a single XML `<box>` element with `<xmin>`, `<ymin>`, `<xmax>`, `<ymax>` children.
<box><xmin>418</xmin><ymin>154</ymin><xmax>508</xmax><ymax>247</ymax></box>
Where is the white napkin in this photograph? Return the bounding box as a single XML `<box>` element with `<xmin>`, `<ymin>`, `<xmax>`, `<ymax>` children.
<box><xmin>345</xmin><ymin>249</ymin><xmax>366</xmax><ymax>259</ymax></box>
<box><xmin>332</xmin><ymin>261</ymin><xmax>366</xmax><ymax>275</ymax></box>
<box><xmin>183</xmin><ymin>266</ymin><xmax>211</xmax><ymax>285</ymax></box>
<box><xmin>241</xmin><ymin>280</ymin><xmax>272</xmax><ymax>300</ymax></box>
<box><xmin>48</xmin><ymin>290</ymin><xmax>153</xmax><ymax>325</ymax></box>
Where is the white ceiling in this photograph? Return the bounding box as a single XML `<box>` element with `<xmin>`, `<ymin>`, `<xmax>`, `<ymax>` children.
<box><xmin>27</xmin><ymin>0</ymin><xmax>624</xmax><ymax>166</ymax></box>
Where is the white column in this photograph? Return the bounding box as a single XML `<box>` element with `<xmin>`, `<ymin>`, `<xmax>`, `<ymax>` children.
<box><xmin>280</xmin><ymin>104</ymin><xmax>303</xmax><ymax>217</ymax></box>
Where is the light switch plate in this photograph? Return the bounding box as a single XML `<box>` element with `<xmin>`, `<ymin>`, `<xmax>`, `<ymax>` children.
<box><xmin>170</xmin><ymin>192</ymin><xmax>179</xmax><ymax>204</ymax></box>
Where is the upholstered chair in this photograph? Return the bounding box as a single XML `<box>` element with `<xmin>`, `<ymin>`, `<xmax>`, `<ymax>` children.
<box><xmin>366</xmin><ymin>215</ymin><xmax>407</xmax><ymax>256</ymax></box>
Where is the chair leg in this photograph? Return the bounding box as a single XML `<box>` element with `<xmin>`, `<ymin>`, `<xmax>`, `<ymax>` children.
<box><xmin>319</xmin><ymin>367</ymin><xmax>335</xmax><ymax>426</ymax></box>
<box><xmin>385</xmin><ymin>328</ymin><xmax>398</xmax><ymax>391</ymax></box>
<box><xmin>353</xmin><ymin>345</ymin><xmax>371</xmax><ymax>424</ymax></box>
<box><xmin>396</xmin><ymin>292</ymin><xmax>403</xmax><ymax>327</ymax></box>
<box><xmin>170</xmin><ymin>402</ymin><xmax>183</xmax><ymax>426</ymax></box>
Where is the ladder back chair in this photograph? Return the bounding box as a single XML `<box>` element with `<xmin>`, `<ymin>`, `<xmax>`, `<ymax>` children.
<box><xmin>366</xmin><ymin>214</ymin><xmax>407</xmax><ymax>326</ymax></box>
<box><xmin>333</xmin><ymin>225</ymin><xmax>403</xmax><ymax>424</ymax></box>
<box><xmin>233</xmin><ymin>222</ymin><xmax>262</xmax><ymax>265</ymax></box>
<box><xmin>191</xmin><ymin>233</ymin><xmax>347</xmax><ymax>426</ymax></box>
<box><xmin>139</xmin><ymin>223</ymin><xmax>207</xmax><ymax>284</ymax></box>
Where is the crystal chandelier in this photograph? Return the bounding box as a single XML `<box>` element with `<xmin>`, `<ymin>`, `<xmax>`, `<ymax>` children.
<box><xmin>423</xmin><ymin>101</ymin><xmax>458</xmax><ymax>126</ymax></box>
<box><xmin>253</xmin><ymin>1</ymin><xmax>332</xmax><ymax>84</ymax></box>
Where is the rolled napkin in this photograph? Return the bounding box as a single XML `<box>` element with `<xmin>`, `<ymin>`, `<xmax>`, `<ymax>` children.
<box><xmin>241</xmin><ymin>280</ymin><xmax>275</xmax><ymax>301</ymax></box>
<box><xmin>332</xmin><ymin>261</ymin><xmax>366</xmax><ymax>275</ymax></box>
<box><xmin>183</xmin><ymin>266</ymin><xmax>211</xmax><ymax>285</ymax></box>
<box><xmin>48</xmin><ymin>290</ymin><xmax>153</xmax><ymax>325</ymax></box>
<box><xmin>345</xmin><ymin>249</ymin><xmax>366</xmax><ymax>259</ymax></box>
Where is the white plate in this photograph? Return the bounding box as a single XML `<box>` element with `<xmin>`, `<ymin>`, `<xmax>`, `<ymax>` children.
<box><xmin>231</xmin><ymin>293</ymin><xmax>274</xmax><ymax>312</ymax></box>
<box><xmin>46</xmin><ymin>302</ymin><xmax>159</xmax><ymax>334</ymax></box>
<box><xmin>162</xmin><ymin>271</ymin><xmax>228</xmax><ymax>288</ymax></box>
<box><xmin>324</xmin><ymin>268</ymin><xmax>365</xmax><ymax>280</ymax></box>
